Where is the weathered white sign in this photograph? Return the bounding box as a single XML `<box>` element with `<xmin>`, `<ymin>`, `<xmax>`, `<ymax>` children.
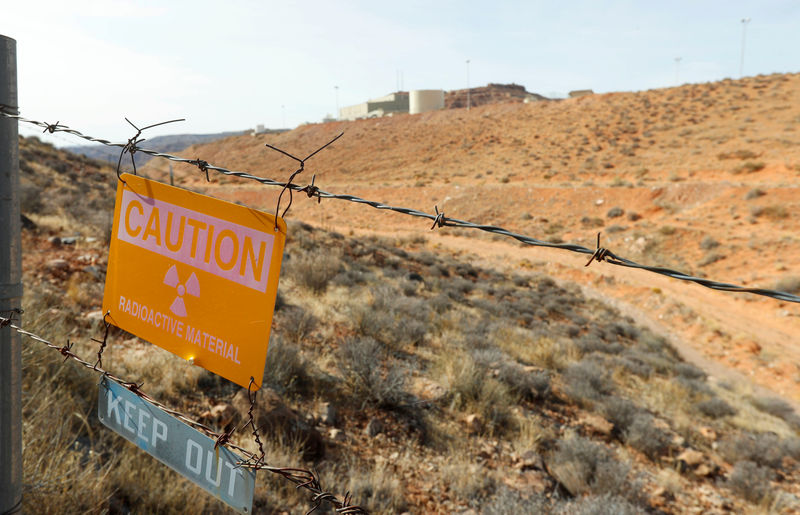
<box><xmin>98</xmin><ymin>377</ymin><xmax>255</xmax><ymax>513</ymax></box>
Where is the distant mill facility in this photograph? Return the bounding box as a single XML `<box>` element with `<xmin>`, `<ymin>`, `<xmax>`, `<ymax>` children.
<box><xmin>336</xmin><ymin>83</ymin><xmax>551</xmax><ymax>121</ymax></box>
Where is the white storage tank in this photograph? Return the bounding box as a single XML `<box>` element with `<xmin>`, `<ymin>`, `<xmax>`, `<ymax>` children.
<box><xmin>410</xmin><ymin>89</ymin><xmax>444</xmax><ymax>114</ymax></box>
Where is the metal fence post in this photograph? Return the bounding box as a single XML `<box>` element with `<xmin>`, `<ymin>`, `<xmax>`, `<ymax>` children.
<box><xmin>0</xmin><ymin>33</ymin><xmax>22</xmax><ymax>515</ymax></box>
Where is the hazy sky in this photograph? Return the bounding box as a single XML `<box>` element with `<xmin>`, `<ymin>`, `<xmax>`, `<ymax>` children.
<box><xmin>3</xmin><ymin>1</ymin><xmax>798</xmax><ymax>146</ymax></box>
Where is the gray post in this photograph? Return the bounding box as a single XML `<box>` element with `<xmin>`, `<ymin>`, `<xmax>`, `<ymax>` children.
<box><xmin>0</xmin><ymin>34</ymin><xmax>22</xmax><ymax>514</ymax></box>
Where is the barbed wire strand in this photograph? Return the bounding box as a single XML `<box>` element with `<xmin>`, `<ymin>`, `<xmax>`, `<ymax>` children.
<box><xmin>1</xmin><ymin>107</ymin><xmax>798</xmax><ymax>304</ymax></box>
<box><xmin>0</xmin><ymin>316</ymin><xmax>367</xmax><ymax>514</ymax></box>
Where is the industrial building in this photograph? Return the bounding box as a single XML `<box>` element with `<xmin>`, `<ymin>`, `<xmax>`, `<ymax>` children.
<box><xmin>338</xmin><ymin>92</ymin><xmax>410</xmax><ymax>121</ymax></box>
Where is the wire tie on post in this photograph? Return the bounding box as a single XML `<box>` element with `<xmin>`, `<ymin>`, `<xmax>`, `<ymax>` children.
<box><xmin>267</xmin><ymin>132</ymin><xmax>343</xmax><ymax>230</ymax></box>
<box><xmin>585</xmin><ymin>232</ymin><xmax>610</xmax><ymax>267</ymax></box>
<box><xmin>117</xmin><ymin>117</ymin><xmax>185</xmax><ymax>184</ymax></box>
<box><xmin>246</xmin><ymin>376</ymin><xmax>266</xmax><ymax>466</ymax></box>
<box><xmin>91</xmin><ymin>311</ymin><xmax>112</xmax><ymax>370</ymax></box>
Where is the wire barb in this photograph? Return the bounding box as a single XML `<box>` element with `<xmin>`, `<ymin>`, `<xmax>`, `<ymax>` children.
<box><xmin>430</xmin><ymin>205</ymin><xmax>447</xmax><ymax>230</ymax></box>
<box><xmin>585</xmin><ymin>232</ymin><xmax>611</xmax><ymax>267</ymax></box>
<box><xmin>193</xmin><ymin>158</ymin><xmax>210</xmax><ymax>182</ymax></box>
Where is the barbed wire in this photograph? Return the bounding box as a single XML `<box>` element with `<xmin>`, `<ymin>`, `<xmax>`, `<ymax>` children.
<box><xmin>0</xmin><ymin>315</ymin><xmax>367</xmax><ymax>514</ymax></box>
<box><xmin>1</xmin><ymin>106</ymin><xmax>799</xmax><ymax>304</ymax></box>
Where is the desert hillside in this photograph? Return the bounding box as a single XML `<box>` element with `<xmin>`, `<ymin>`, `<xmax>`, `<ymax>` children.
<box><xmin>145</xmin><ymin>72</ymin><xmax>800</xmax><ymax>406</ymax></box>
<box><xmin>11</xmin><ymin>73</ymin><xmax>800</xmax><ymax>514</ymax></box>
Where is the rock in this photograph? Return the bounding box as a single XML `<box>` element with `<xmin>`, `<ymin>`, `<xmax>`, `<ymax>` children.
<box><xmin>46</xmin><ymin>259</ymin><xmax>69</xmax><ymax>273</ymax></box>
<box><xmin>20</xmin><ymin>214</ymin><xmax>36</xmax><ymax>231</ymax></box>
<box><xmin>232</xmin><ymin>388</ymin><xmax>324</xmax><ymax>460</ymax></box>
<box><xmin>47</xmin><ymin>236</ymin><xmax>61</xmax><ymax>247</ymax></box>
<box><xmin>464</xmin><ymin>413</ymin><xmax>483</xmax><ymax>435</ymax></box>
<box><xmin>83</xmin><ymin>265</ymin><xmax>103</xmax><ymax>280</ymax></box>
<box><xmin>580</xmin><ymin>413</ymin><xmax>613</xmax><ymax>436</ymax></box>
<box><xmin>698</xmin><ymin>426</ymin><xmax>717</xmax><ymax>441</ymax></box>
<box><xmin>517</xmin><ymin>450</ymin><xmax>544</xmax><ymax>471</ymax></box>
<box><xmin>695</xmin><ymin>463</ymin><xmax>716</xmax><ymax>477</ymax></box>
<box><xmin>85</xmin><ymin>310</ymin><xmax>105</xmax><ymax>322</ymax></box>
<box><xmin>60</xmin><ymin>236</ymin><xmax>78</xmax><ymax>245</ymax></box>
<box><xmin>328</xmin><ymin>428</ymin><xmax>346</xmax><ymax>442</ymax></box>
<box><xmin>365</xmin><ymin>417</ymin><xmax>383</xmax><ymax>437</ymax></box>
<box><xmin>676</xmin><ymin>448</ymin><xmax>705</xmax><ymax>468</ymax></box>
<box><xmin>318</xmin><ymin>402</ymin><xmax>337</xmax><ymax>426</ymax></box>
<box><xmin>209</xmin><ymin>403</ymin><xmax>237</xmax><ymax>427</ymax></box>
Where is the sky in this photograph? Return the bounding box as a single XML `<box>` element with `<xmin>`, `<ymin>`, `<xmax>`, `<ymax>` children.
<box><xmin>2</xmin><ymin>0</ymin><xmax>799</xmax><ymax>147</ymax></box>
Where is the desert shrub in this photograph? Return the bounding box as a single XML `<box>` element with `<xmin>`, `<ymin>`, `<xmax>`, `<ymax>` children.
<box><xmin>751</xmin><ymin>396</ymin><xmax>796</xmax><ymax>420</ymax></box>
<box><xmin>549</xmin><ymin>436</ymin><xmax>631</xmax><ymax>497</ymax></box>
<box><xmin>19</xmin><ymin>182</ymin><xmax>44</xmax><ymax>214</ymax></box>
<box><xmin>613</xmin><ymin>356</ymin><xmax>653</xmax><ymax>378</ymax></box>
<box><xmin>718</xmin><ymin>149</ymin><xmax>758</xmax><ymax>160</ymax></box>
<box><xmin>563</xmin><ymin>359</ymin><xmax>615</xmax><ymax>404</ymax></box>
<box><xmin>602</xmin><ymin>397</ymin><xmax>640</xmax><ymax>436</ymax></box>
<box><xmin>750</xmin><ymin>205</ymin><xmax>788</xmax><ymax>220</ymax></box>
<box><xmin>347</xmin><ymin>464</ymin><xmax>407</xmax><ymax>513</ymax></box>
<box><xmin>484</xmin><ymin>488</ymin><xmax>550</xmax><ymax>514</ymax></box>
<box><xmin>577</xmin><ymin>335</ymin><xmax>623</xmax><ymax>355</ymax></box>
<box><xmin>443</xmin><ymin>354</ymin><xmax>514</xmax><ymax>434</ymax></box>
<box><xmin>559</xmin><ymin>494</ymin><xmax>641</xmax><ymax>515</ymax></box>
<box><xmin>719</xmin><ymin>432</ymin><xmax>785</xmax><ymax>470</ymax></box>
<box><xmin>699</xmin><ymin>236</ymin><xmax>720</xmax><ymax>250</ymax></box>
<box><xmin>497</xmin><ymin>363</ymin><xmax>552</xmax><ymax>401</ymax></box>
<box><xmin>726</xmin><ymin>461</ymin><xmax>774</xmax><ymax>504</ymax></box>
<box><xmin>675</xmin><ymin>363</ymin><xmax>707</xmax><ymax>380</ymax></box>
<box><xmin>263</xmin><ymin>336</ymin><xmax>311</xmax><ymax>394</ymax></box>
<box><xmin>605</xmin><ymin>224</ymin><xmax>626</xmax><ymax>233</ymax></box>
<box><xmin>279</xmin><ymin>306</ymin><xmax>316</xmax><ymax>344</ymax></box>
<box><xmin>734</xmin><ymin>161</ymin><xmax>766</xmax><ymax>174</ymax></box>
<box><xmin>286</xmin><ymin>248</ymin><xmax>342</xmax><ymax>293</ymax></box>
<box><xmin>336</xmin><ymin>337</ymin><xmax>406</xmax><ymax>409</ymax></box>
<box><xmin>581</xmin><ymin>216</ymin><xmax>604</xmax><ymax>228</ymax></box>
<box><xmin>627</xmin><ymin>212</ymin><xmax>642</xmax><ymax>221</ymax></box>
<box><xmin>696</xmin><ymin>398</ymin><xmax>737</xmax><ymax>419</ymax></box>
<box><xmin>744</xmin><ymin>188</ymin><xmax>765</xmax><ymax>200</ymax></box>
<box><xmin>625</xmin><ymin>414</ymin><xmax>671</xmax><ymax>459</ymax></box>
<box><xmin>675</xmin><ymin>376</ymin><xmax>714</xmax><ymax>396</ymax></box>
<box><xmin>774</xmin><ymin>276</ymin><xmax>800</xmax><ymax>294</ymax></box>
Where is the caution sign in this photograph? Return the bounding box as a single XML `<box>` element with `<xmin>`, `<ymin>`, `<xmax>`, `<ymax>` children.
<box><xmin>102</xmin><ymin>173</ymin><xmax>285</xmax><ymax>388</ymax></box>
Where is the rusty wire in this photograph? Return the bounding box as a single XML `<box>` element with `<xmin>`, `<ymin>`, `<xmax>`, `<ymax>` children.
<box><xmin>0</xmin><ymin>316</ymin><xmax>367</xmax><ymax>514</ymax></box>
<box><xmin>2</xmin><ymin>109</ymin><xmax>799</xmax><ymax>304</ymax></box>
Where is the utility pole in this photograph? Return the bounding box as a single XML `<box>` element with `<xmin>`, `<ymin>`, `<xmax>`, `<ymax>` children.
<box><xmin>0</xmin><ymin>33</ymin><xmax>23</xmax><ymax>515</ymax></box>
<box><xmin>674</xmin><ymin>57</ymin><xmax>682</xmax><ymax>85</ymax></box>
<box><xmin>740</xmin><ymin>17</ymin><xmax>751</xmax><ymax>78</ymax></box>
<box><xmin>334</xmin><ymin>86</ymin><xmax>339</xmax><ymax>120</ymax></box>
<box><xmin>466</xmin><ymin>59</ymin><xmax>471</xmax><ymax>110</ymax></box>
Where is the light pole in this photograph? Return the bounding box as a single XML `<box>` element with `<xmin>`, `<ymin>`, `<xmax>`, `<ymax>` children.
<box><xmin>674</xmin><ymin>57</ymin><xmax>682</xmax><ymax>85</ymax></box>
<box><xmin>740</xmin><ymin>17</ymin><xmax>751</xmax><ymax>78</ymax></box>
<box><xmin>466</xmin><ymin>59</ymin><xmax>471</xmax><ymax>110</ymax></box>
<box><xmin>334</xmin><ymin>86</ymin><xmax>339</xmax><ymax>120</ymax></box>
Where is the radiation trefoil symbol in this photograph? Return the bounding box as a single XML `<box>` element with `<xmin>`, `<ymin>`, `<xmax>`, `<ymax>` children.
<box><xmin>163</xmin><ymin>265</ymin><xmax>200</xmax><ymax>318</ymax></box>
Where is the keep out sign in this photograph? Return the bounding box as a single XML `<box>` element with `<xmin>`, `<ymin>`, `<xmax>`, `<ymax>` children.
<box><xmin>98</xmin><ymin>377</ymin><xmax>256</xmax><ymax>512</ymax></box>
<box><xmin>102</xmin><ymin>174</ymin><xmax>286</xmax><ymax>388</ymax></box>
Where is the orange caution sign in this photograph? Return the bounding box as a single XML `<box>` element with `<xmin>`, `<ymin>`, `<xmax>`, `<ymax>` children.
<box><xmin>102</xmin><ymin>174</ymin><xmax>286</xmax><ymax>389</ymax></box>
